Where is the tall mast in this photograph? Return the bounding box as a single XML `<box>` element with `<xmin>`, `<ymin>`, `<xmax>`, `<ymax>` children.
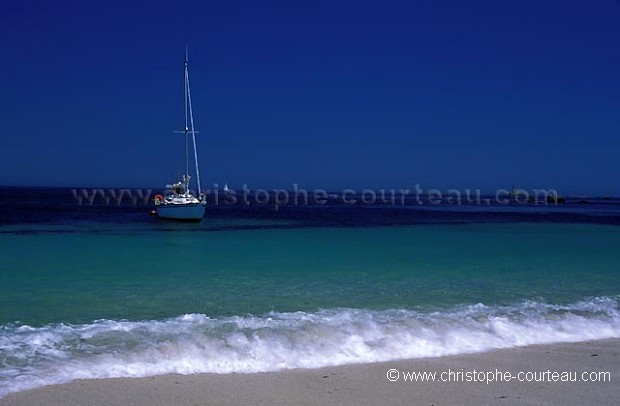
<box><xmin>184</xmin><ymin>48</ymin><xmax>190</xmax><ymax>195</ymax></box>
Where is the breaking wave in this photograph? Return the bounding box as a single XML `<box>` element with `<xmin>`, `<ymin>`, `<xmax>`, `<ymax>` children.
<box><xmin>1</xmin><ymin>296</ymin><xmax>619</xmax><ymax>397</ymax></box>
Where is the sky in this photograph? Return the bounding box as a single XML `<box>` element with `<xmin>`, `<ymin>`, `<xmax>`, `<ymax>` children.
<box><xmin>1</xmin><ymin>0</ymin><xmax>619</xmax><ymax>195</ymax></box>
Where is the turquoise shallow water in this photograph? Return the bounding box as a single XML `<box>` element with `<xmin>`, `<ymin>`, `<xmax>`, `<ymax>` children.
<box><xmin>1</xmin><ymin>200</ymin><xmax>620</xmax><ymax>396</ymax></box>
<box><xmin>1</xmin><ymin>222</ymin><xmax>619</xmax><ymax>325</ymax></box>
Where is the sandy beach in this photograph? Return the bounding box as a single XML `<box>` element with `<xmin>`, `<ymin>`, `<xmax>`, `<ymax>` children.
<box><xmin>1</xmin><ymin>339</ymin><xmax>617</xmax><ymax>406</ymax></box>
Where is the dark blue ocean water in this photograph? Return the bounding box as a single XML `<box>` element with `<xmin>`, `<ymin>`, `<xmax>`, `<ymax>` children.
<box><xmin>2</xmin><ymin>187</ymin><xmax>620</xmax><ymax>229</ymax></box>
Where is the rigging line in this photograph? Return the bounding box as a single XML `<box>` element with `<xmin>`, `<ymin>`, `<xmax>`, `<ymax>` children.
<box><xmin>186</xmin><ymin>62</ymin><xmax>202</xmax><ymax>195</ymax></box>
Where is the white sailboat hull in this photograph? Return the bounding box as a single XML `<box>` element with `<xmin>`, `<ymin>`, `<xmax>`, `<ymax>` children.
<box><xmin>156</xmin><ymin>203</ymin><xmax>205</xmax><ymax>221</ymax></box>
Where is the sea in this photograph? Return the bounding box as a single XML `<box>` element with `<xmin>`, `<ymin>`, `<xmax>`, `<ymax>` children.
<box><xmin>1</xmin><ymin>187</ymin><xmax>619</xmax><ymax>397</ymax></box>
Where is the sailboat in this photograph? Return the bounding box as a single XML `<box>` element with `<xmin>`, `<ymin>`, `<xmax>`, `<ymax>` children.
<box><xmin>154</xmin><ymin>50</ymin><xmax>206</xmax><ymax>221</ymax></box>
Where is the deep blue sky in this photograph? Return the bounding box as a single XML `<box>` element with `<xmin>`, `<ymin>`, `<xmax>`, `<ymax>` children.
<box><xmin>1</xmin><ymin>0</ymin><xmax>619</xmax><ymax>194</ymax></box>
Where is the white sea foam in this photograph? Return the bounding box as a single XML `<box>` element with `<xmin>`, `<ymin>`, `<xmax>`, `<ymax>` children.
<box><xmin>1</xmin><ymin>296</ymin><xmax>619</xmax><ymax>397</ymax></box>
